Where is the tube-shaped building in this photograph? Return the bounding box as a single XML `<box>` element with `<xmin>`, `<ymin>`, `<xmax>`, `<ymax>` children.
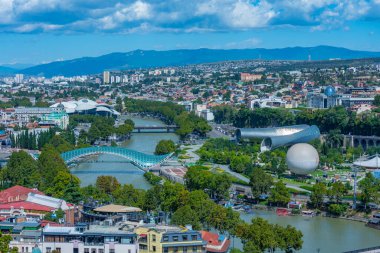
<box><xmin>236</xmin><ymin>125</ymin><xmax>320</xmax><ymax>152</ymax></box>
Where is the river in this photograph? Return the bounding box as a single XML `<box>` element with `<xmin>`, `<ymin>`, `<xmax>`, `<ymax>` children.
<box><xmin>239</xmin><ymin>210</ymin><xmax>380</xmax><ymax>253</ymax></box>
<box><xmin>70</xmin><ymin>116</ymin><xmax>380</xmax><ymax>252</ymax></box>
<box><xmin>70</xmin><ymin>116</ymin><xmax>179</xmax><ymax>189</ymax></box>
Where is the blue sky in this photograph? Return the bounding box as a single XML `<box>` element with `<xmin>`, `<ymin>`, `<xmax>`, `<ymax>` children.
<box><xmin>1</xmin><ymin>0</ymin><xmax>380</xmax><ymax>65</ymax></box>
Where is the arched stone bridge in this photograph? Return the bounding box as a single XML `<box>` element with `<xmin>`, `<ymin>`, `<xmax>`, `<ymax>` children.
<box><xmin>32</xmin><ymin>146</ymin><xmax>172</xmax><ymax>170</ymax></box>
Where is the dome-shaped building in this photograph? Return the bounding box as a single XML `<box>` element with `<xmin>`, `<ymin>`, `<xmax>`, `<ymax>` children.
<box><xmin>324</xmin><ymin>86</ymin><xmax>336</xmax><ymax>97</ymax></box>
<box><xmin>286</xmin><ymin>143</ymin><xmax>319</xmax><ymax>175</ymax></box>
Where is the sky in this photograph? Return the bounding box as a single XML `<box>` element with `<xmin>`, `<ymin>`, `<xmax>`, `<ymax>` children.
<box><xmin>1</xmin><ymin>0</ymin><xmax>380</xmax><ymax>65</ymax></box>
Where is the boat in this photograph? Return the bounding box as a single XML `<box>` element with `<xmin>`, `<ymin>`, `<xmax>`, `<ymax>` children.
<box><xmin>276</xmin><ymin>208</ymin><xmax>290</xmax><ymax>216</ymax></box>
<box><xmin>301</xmin><ymin>210</ymin><xmax>315</xmax><ymax>217</ymax></box>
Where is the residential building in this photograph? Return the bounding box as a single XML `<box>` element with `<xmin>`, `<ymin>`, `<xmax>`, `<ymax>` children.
<box><xmin>240</xmin><ymin>73</ymin><xmax>262</xmax><ymax>82</ymax></box>
<box><xmin>14</xmin><ymin>107</ymin><xmax>64</xmax><ymax>124</ymax></box>
<box><xmin>200</xmin><ymin>109</ymin><xmax>214</xmax><ymax>121</ymax></box>
<box><xmin>103</xmin><ymin>71</ymin><xmax>111</xmax><ymax>84</ymax></box>
<box><xmin>135</xmin><ymin>224</ymin><xmax>206</xmax><ymax>253</ymax></box>
<box><xmin>200</xmin><ymin>231</ymin><xmax>230</xmax><ymax>253</ymax></box>
<box><xmin>9</xmin><ymin>223</ymin><xmax>139</xmax><ymax>253</ymax></box>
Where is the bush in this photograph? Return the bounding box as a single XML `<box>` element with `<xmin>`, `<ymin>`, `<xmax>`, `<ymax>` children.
<box><xmin>328</xmin><ymin>203</ymin><xmax>347</xmax><ymax>216</ymax></box>
<box><xmin>144</xmin><ymin>172</ymin><xmax>162</xmax><ymax>185</ymax></box>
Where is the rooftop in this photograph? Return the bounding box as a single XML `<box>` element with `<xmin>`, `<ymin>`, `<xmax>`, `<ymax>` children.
<box><xmin>93</xmin><ymin>204</ymin><xmax>142</xmax><ymax>213</ymax></box>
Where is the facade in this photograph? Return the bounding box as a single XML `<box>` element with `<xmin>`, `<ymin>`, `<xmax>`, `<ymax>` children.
<box><xmin>200</xmin><ymin>109</ymin><xmax>214</xmax><ymax>121</ymax></box>
<box><xmin>250</xmin><ymin>97</ymin><xmax>289</xmax><ymax>109</ymax></box>
<box><xmin>13</xmin><ymin>107</ymin><xmax>64</xmax><ymax>124</ymax></box>
<box><xmin>307</xmin><ymin>94</ymin><xmax>339</xmax><ymax>108</ymax></box>
<box><xmin>136</xmin><ymin>225</ymin><xmax>206</xmax><ymax>253</ymax></box>
<box><xmin>40</xmin><ymin>111</ymin><xmax>69</xmax><ymax>129</ymax></box>
<box><xmin>9</xmin><ymin>223</ymin><xmax>139</xmax><ymax>253</ymax></box>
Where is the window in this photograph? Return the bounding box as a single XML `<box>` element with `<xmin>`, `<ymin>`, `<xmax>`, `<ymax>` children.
<box><xmin>56</xmin><ymin>248</ymin><xmax>61</xmax><ymax>253</ymax></box>
<box><xmin>191</xmin><ymin>235</ymin><xmax>197</xmax><ymax>241</ymax></box>
<box><xmin>182</xmin><ymin>235</ymin><xmax>188</xmax><ymax>241</ymax></box>
<box><xmin>109</xmin><ymin>249</ymin><xmax>115</xmax><ymax>253</ymax></box>
<box><xmin>128</xmin><ymin>250</ymin><xmax>131</xmax><ymax>253</ymax></box>
<box><xmin>84</xmin><ymin>249</ymin><xmax>89</xmax><ymax>253</ymax></box>
<box><xmin>163</xmin><ymin>236</ymin><xmax>169</xmax><ymax>242</ymax></box>
<box><xmin>152</xmin><ymin>246</ymin><xmax>156</xmax><ymax>252</ymax></box>
<box><xmin>183</xmin><ymin>246</ymin><xmax>187</xmax><ymax>253</ymax></box>
<box><xmin>173</xmin><ymin>236</ymin><xmax>178</xmax><ymax>241</ymax></box>
<box><xmin>173</xmin><ymin>247</ymin><xmax>178</xmax><ymax>253</ymax></box>
<box><xmin>152</xmin><ymin>234</ymin><xmax>156</xmax><ymax>242</ymax></box>
<box><xmin>46</xmin><ymin>248</ymin><xmax>52</xmax><ymax>253</ymax></box>
<box><xmin>163</xmin><ymin>248</ymin><xmax>168</xmax><ymax>253</ymax></box>
<box><xmin>98</xmin><ymin>250</ymin><xmax>104</xmax><ymax>253</ymax></box>
<box><xmin>192</xmin><ymin>246</ymin><xmax>198</xmax><ymax>252</ymax></box>
<box><xmin>91</xmin><ymin>249</ymin><xmax>96</xmax><ymax>253</ymax></box>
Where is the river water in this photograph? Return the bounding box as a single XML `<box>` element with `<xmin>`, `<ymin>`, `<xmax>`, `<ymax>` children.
<box><xmin>240</xmin><ymin>211</ymin><xmax>380</xmax><ymax>253</ymax></box>
<box><xmin>70</xmin><ymin>116</ymin><xmax>179</xmax><ymax>189</ymax></box>
<box><xmin>70</xmin><ymin>116</ymin><xmax>380</xmax><ymax>252</ymax></box>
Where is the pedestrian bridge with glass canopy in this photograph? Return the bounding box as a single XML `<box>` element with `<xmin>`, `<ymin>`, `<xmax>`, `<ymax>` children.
<box><xmin>32</xmin><ymin>146</ymin><xmax>172</xmax><ymax>170</ymax></box>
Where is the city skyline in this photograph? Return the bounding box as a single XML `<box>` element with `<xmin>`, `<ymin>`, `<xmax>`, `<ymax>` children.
<box><xmin>1</xmin><ymin>0</ymin><xmax>380</xmax><ymax>64</ymax></box>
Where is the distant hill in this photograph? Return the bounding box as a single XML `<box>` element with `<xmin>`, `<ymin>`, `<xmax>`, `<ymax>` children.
<box><xmin>0</xmin><ymin>66</ymin><xmax>16</xmax><ymax>76</ymax></box>
<box><xmin>20</xmin><ymin>46</ymin><xmax>380</xmax><ymax>77</ymax></box>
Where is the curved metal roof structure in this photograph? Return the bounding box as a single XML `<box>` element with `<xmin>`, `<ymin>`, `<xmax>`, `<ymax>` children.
<box><xmin>32</xmin><ymin>147</ymin><xmax>172</xmax><ymax>170</ymax></box>
<box><xmin>236</xmin><ymin>125</ymin><xmax>320</xmax><ymax>152</ymax></box>
<box><xmin>353</xmin><ymin>155</ymin><xmax>380</xmax><ymax>169</ymax></box>
<box><xmin>51</xmin><ymin>99</ymin><xmax>120</xmax><ymax>116</ymax></box>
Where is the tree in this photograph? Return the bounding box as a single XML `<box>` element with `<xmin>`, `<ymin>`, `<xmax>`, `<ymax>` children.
<box><xmin>230</xmin><ymin>155</ymin><xmax>252</xmax><ymax>173</ymax></box>
<box><xmin>250</xmin><ymin>168</ymin><xmax>273</xmax><ymax>199</ymax></box>
<box><xmin>47</xmin><ymin>171</ymin><xmax>81</xmax><ymax>203</ymax></box>
<box><xmin>374</xmin><ymin>94</ymin><xmax>380</xmax><ymax>106</ymax></box>
<box><xmin>328</xmin><ymin>203</ymin><xmax>347</xmax><ymax>216</ymax></box>
<box><xmin>0</xmin><ymin>232</ymin><xmax>13</xmax><ymax>253</ymax></box>
<box><xmin>310</xmin><ymin>182</ymin><xmax>327</xmax><ymax>209</ymax></box>
<box><xmin>328</xmin><ymin>182</ymin><xmax>346</xmax><ymax>203</ymax></box>
<box><xmin>96</xmin><ymin>176</ymin><xmax>121</xmax><ymax>195</ymax></box>
<box><xmin>155</xmin><ymin>140</ymin><xmax>176</xmax><ymax>155</ymax></box>
<box><xmin>359</xmin><ymin>173</ymin><xmax>380</xmax><ymax>210</ymax></box>
<box><xmin>1</xmin><ymin>150</ymin><xmax>40</xmax><ymax>188</ymax></box>
<box><xmin>38</xmin><ymin>145</ymin><xmax>69</xmax><ymax>190</ymax></box>
<box><xmin>269</xmin><ymin>181</ymin><xmax>290</xmax><ymax>207</ymax></box>
<box><xmin>236</xmin><ymin>217</ymin><xmax>303</xmax><ymax>253</ymax></box>
<box><xmin>171</xmin><ymin>205</ymin><xmax>201</xmax><ymax>230</ymax></box>
<box><xmin>113</xmin><ymin>184</ymin><xmax>145</xmax><ymax>207</ymax></box>
<box><xmin>275</xmin><ymin>224</ymin><xmax>303</xmax><ymax>253</ymax></box>
<box><xmin>159</xmin><ymin>182</ymin><xmax>188</xmax><ymax>212</ymax></box>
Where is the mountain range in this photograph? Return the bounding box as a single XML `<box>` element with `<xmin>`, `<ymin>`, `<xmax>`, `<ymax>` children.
<box><xmin>2</xmin><ymin>46</ymin><xmax>380</xmax><ymax>77</ymax></box>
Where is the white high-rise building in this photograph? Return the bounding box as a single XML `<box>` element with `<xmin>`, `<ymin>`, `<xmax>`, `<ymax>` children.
<box><xmin>103</xmin><ymin>71</ymin><xmax>110</xmax><ymax>84</ymax></box>
<box><xmin>15</xmin><ymin>74</ymin><xmax>24</xmax><ymax>84</ymax></box>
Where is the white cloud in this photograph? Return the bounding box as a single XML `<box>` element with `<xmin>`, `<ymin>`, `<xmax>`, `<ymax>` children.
<box><xmin>1</xmin><ymin>0</ymin><xmax>380</xmax><ymax>33</ymax></box>
<box><xmin>99</xmin><ymin>1</ymin><xmax>152</xmax><ymax>30</ymax></box>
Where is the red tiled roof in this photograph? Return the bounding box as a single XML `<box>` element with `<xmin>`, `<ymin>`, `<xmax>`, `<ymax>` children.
<box><xmin>201</xmin><ymin>231</ymin><xmax>231</xmax><ymax>253</ymax></box>
<box><xmin>0</xmin><ymin>201</ymin><xmax>54</xmax><ymax>212</ymax></box>
<box><xmin>0</xmin><ymin>186</ymin><xmax>44</xmax><ymax>204</ymax></box>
